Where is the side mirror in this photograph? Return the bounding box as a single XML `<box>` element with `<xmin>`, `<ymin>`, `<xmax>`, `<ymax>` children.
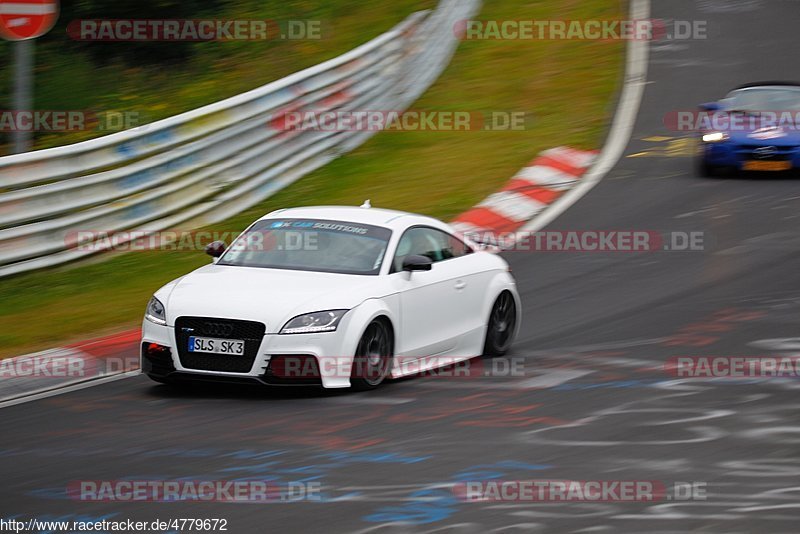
<box><xmin>699</xmin><ymin>101</ymin><xmax>720</xmax><ymax>112</ymax></box>
<box><xmin>205</xmin><ymin>240</ymin><xmax>227</xmax><ymax>258</ymax></box>
<box><xmin>402</xmin><ymin>255</ymin><xmax>433</xmax><ymax>272</ymax></box>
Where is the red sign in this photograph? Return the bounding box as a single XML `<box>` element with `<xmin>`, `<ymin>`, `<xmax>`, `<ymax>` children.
<box><xmin>0</xmin><ymin>0</ymin><xmax>59</xmax><ymax>40</ymax></box>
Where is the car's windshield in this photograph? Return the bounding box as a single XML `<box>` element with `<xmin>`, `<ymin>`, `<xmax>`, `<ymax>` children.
<box><xmin>723</xmin><ymin>87</ymin><xmax>800</xmax><ymax>112</ymax></box>
<box><xmin>217</xmin><ymin>219</ymin><xmax>392</xmax><ymax>275</ymax></box>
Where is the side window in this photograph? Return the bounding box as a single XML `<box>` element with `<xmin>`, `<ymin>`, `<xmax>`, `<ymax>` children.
<box><xmin>393</xmin><ymin>227</ymin><xmax>472</xmax><ymax>272</ymax></box>
<box><xmin>441</xmin><ymin>232</ymin><xmax>472</xmax><ymax>260</ymax></box>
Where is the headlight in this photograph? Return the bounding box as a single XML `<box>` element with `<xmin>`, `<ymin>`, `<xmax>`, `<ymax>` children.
<box><xmin>280</xmin><ymin>310</ymin><xmax>348</xmax><ymax>334</ymax></box>
<box><xmin>702</xmin><ymin>131</ymin><xmax>729</xmax><ymax>143</ymax></box>
<box><xmin>145</xmin><ymin>296</ymin><xmax>167</xmax><ymax>325</ymax></box>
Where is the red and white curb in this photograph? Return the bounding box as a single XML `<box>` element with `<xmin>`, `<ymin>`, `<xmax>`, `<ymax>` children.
<box><xmin>451</xmin><ymin>146</ymin><xmax>597</xmax><ymax>239</ymax></box>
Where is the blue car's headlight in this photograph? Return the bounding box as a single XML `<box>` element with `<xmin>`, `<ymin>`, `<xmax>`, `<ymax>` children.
<box><xmin>145</xmin><ymin>296</ymin><xmax>167</xmax><ymax>326</ymax></box>
<box><xmin>702</xmin><ymin>132</ymin><xmax>729</xmax><ymax>143</ymax></box>
<box><xmin>280</xmin><ymin>310</ymin><xmax>348</xmax><ymax>334</ymax></box>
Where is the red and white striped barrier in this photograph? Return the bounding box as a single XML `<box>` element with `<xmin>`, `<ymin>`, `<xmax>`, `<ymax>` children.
<box><xmin>451</xmin><ymin>146</ymin><xmax>597</xmax><ymax>238</ymax></box>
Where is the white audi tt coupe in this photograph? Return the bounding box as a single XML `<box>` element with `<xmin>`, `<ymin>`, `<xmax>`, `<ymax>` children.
<box><xmin>141</xmin><ymin>205</ymin><xmax>520</xmax><ymax>389</ymax></box>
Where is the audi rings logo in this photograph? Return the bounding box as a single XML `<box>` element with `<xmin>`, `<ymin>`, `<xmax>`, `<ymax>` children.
<box><xmin>202</xmin><ymin>322</ymin><xmax>235</xmax><ymax>336</ymax></box>
<box><xmin>753</xmin><ymin>146</ymin><xmax>778</xmax><ymax>159</ymax></box>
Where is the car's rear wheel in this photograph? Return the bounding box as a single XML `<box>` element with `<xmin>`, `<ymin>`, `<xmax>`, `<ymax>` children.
<box><xmin>483</xmin><ymin>291</ymin><xmax>517</xmax><ymax>357</ymax></box>
<box><xmin>351</xmin><ymin>319</ymin><xmax>393</xmax><ymax>390</ymax></box>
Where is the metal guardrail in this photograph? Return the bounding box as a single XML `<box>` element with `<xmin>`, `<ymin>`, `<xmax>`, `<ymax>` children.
<box><xmin>0</xmin><ymin>0</ymin><xmax>479</xmax><ymax>278</ymax></box>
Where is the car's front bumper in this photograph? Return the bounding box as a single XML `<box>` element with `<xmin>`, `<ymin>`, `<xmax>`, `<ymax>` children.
<box><xmin>141</xmin><ymin>318</ymin><xmax>357</xmax><ymax>389</ymax></box>
<box><xmin>701</xmin><ymin>140</ymin><xmax>800</xmax><ymax>170</ymax></box>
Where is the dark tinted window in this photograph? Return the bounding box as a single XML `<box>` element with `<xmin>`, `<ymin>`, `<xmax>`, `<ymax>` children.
<box><xmin>724</xmin><ymin>87</ymin><xmax>800</xmax><ymax>111</ymax></box>
<box><xmin>218</xmin><ymin>219</ymin><xmax>391</xmax><ymax>275</ymax></box>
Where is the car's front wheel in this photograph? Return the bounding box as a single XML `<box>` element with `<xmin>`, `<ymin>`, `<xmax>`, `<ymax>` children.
<box><xmin>351</xmin><ymin>319</ymin><xmax>393</xmax><ymax>390</ymax></box>
<box><xmin>483</xmin><ymin>291</ymin><xmax>517</xmax><ymax>356</ymax></box>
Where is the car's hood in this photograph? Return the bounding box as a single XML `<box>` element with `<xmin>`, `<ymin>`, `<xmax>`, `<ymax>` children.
<box><xmin>728</xmin><ymin>127</ymin><xmax>800</xmax><ymax>145</ymax></box>
<box><xmin>161</xmin><ymin>264</ymin><xmax>388</xmax><ymax>331</ymax></box>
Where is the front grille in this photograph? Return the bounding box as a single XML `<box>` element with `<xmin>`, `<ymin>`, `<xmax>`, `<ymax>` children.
<box><xmin>736</xmin><ymin>144</ymin><xmax>797</xmax><ymax>161</ymax></box>
<box><xmin>175</xmin><ymin>317</ymin><xmax>265</xmax><ymax>373</ymax></box>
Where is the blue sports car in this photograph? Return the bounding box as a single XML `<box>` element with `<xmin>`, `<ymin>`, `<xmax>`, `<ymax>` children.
<box><xmin>697</xmin><ymin>82</ymin><xmax>800</xmax><ymax>176</ymax></box>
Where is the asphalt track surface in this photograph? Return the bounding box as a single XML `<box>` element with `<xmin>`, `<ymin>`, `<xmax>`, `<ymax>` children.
<box><xmin>3</xmin><ymin>1</ymin><xmax>800</xmax><ymax>532</ymax></box>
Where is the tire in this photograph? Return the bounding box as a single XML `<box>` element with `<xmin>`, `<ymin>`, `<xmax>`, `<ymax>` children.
<box><xmin>350</xmin><ymin>319</ymin><xmax>393</xmax><ymax>390</ymax></box>
<box><xmin>483</xmin><ymin>291</ymin><xmax>517</xmax><ymax>357</ymax></box>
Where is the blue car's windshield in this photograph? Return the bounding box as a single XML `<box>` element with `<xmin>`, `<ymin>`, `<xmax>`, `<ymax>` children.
<box><xmin>217</xmin><ymin>219</ymin><xmax>392</xmax><ymax>276</ymax></box>
<box><xmin>724</xmin><ymin>87</ymin><xmax>800</xmax><ymax>112</ymax></box>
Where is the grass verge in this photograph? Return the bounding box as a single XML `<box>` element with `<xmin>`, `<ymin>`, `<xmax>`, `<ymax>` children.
<box><xmin>0</xmin><ymin>0</ymin><xmax>625</xmax><ymax>358</ymax></box>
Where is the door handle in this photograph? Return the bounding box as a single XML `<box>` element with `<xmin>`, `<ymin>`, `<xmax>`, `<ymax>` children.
<box><xmin>454</xmin><ymin>280</ymin><xmax>466</xmax><ymax>290</ymax></box>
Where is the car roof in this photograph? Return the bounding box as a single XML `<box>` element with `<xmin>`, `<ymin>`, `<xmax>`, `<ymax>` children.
<box><xmin>733</xmin><ymin>81</ymin><xmax>800</xmax><ymax>90</ymax></box>
<box><xmin>257</xmin><ymin>205</ymin><xmax>449</xmax><ymax>231</ymax></box>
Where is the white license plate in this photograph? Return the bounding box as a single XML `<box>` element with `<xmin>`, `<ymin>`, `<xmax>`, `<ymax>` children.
<box><xmin>188</xmin><ymin>336</ymin><xmax>245</xmax><ymax>355</ymax></box>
